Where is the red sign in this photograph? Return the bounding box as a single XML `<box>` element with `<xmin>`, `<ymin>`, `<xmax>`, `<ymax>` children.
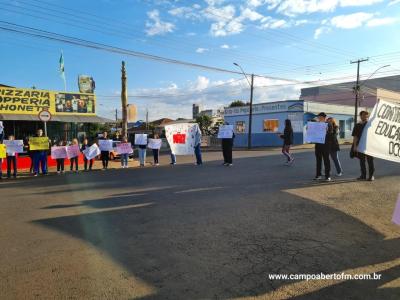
<box><xmin>173</xmin><ymin>133</ymin><xmax>186</xmax><ymax>144</ymax></box>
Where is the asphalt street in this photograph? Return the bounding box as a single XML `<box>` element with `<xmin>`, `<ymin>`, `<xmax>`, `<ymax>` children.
<box><xmin>0</xmin><ymin>147</ymin><xmax>399</xmax><ymax>299</ymax></box>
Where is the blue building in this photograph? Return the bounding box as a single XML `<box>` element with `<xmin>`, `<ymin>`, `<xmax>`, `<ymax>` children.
<box><xmin>224</xmin><ymin>100</ymin><xmax>364</xmax><ymax>147</ymax></box>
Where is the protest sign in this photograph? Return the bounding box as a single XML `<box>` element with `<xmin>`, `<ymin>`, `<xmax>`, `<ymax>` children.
<box><xmin>165</xmin><ymin>123</ymin><xmax>198</xmax><ymax>155</ymax></box>
<box><xmin>83</xmin><ymin>144</ymin><xmax>101</xmax><ymax>160</ymax></box>
<box><xmin>148</xmin><ymin>138</ymin><xmax>162</xmax><ymax>149</ymax></box>
<box><xmin>98</xmin><ymin>139</ymin><xmax>113</xmax><ymax>151</ymax></box>
<box><xmin>217</xmin><ymin>125</ymin><xmax>234</xmax><ymax>139</ymax></box>
<box><xmin>3</xmin><ymin>140</ymin><xmax>24</xmax><ymax>154</ymax></box>
<box><xmin>67</xmin><ymin>144</ymin><xmax>81</xmax><ymax>159</ymax></box>
<box><xmin>116</xmin><ymin>142</ymin><xmax>133</xmax><ymax>154</ymax></box>
<box><xmin>29</xmin><ymin>137</ymin><xmax>49</xmax><ymax>150</ymax></box>
<box><xmin>51</xmin><ymin>146</ymin><xmax>68</xmax><ymax>159</ymax></box>
<box><xmin>0</xmin><ymin>144</ymin><xmax>6</xmax><ymax>158</ymax></box>
<box><xmin>135</xmin><ymin>134</ymin><xmax>148</xmax><ymax>145</ymax></box>
<box><xmin>305</xmin><ymin>122</ymin><xmax>327</xmax><ymax>144</ymax></box>
<box><xmin>392</xmin><ymin>194</ymin><xmax>400</xmax><ymax>226</ymax></box>
<box><xmin>358</xmin><ymin>99</ymin><xmax>400</xmax><ymax>163</ymax></box>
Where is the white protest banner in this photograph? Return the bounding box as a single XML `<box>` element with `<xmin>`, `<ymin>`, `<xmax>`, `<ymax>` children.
<box><xmin>217</xmin><ymin>125</ymin><xmax>234</xmax><ymax>139</ymax></box>
<box><xmin>51</xmin><ymin>146</ymin><xmax>68</xmax><ymax>159</ymax></box>
<box><xmin>98</xmin><ymin>139</ymin><xmax>113</xmax><ymax>151</ymax></box>
<box><xmin>148</xmin><ymin>138</ymin><xmax>162</xmax><ymax>149</ymax></box>
<box><xmin>116</xmin><ymin>142</ymin><xmax>133</xmax><ymax>154</ymax></box>
<box><xmin>135</xmin><ymin>134</ymin><xmax>148</xmax><ymax>145</ymax></box>
<box><xmin>358</xmin><ymin>99</ymin><xmax>400</xmax><ymax>163</ymax></box>
<box><xmin>3</xmin><ymin>140</ymin><xmax>24</xmax><ymax>154</ymax></box>
<box><xmin>165</xmin><ymin>123</ymin><xmax>198</xmax><ymax>155</ymax></box>
<box><xmin>305</xmin><ymin>122</ymin><xmax>327</xmax><ymax>144</ymax></box>
<box><xmin>67</xmin><ymin>144</ymin><xmax>81</xmax><ymax>159</ymax></box>
<box><xmin>83</xmin><ymin>144</ymin><xmax>101</xmax><ymax>160</ymax></box>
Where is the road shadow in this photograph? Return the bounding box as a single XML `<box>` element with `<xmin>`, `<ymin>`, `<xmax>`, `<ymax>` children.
<box><xmin>24</xmin><ymin>151</ymin><xmax>400</xmax><ymax>299</ymax></box>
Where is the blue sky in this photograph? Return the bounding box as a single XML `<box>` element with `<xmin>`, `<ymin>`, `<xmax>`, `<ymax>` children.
<box><xmin>0</xmin><ymin>0</ymin><xmax>400</xmax><ymax>120</ymax></box>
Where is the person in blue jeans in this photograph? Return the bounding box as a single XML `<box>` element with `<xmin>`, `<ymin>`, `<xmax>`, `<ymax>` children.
<box><xmin>136</xmin><ymin>135</ymin><xmax>147</xmax><ymax>167</ymax></box>
<box><xmin>120</xmin><ymin>136</ymin><xmax>130</xmax><ymax>168</ymax></box>
<box><xmin>31</xmin><ymin>129</ymin><xmax>49</xmax><ymax>176</ymax></box>
<box><xmin>194</xmin><ymin>125</ymin><xmax>203</xmax><ymax>165</ymax></box>
<box><xmin>170</xmin><ymin>152</ymin><xmax>176</xmax><ymax>165</ymax></box>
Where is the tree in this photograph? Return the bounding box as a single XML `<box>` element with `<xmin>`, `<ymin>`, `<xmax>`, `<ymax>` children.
<box><xmin>196</xmin><ymin>115</ymin><xmax>213</xmax><ymax>135</ymax></box>
<box><xmin>229</xmin><ymin>100</ymin><xmax>249</xmax><ymax>107</ymax></box>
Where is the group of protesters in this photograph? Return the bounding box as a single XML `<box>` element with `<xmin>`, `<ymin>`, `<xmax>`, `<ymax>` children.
<box><xmin>0</xmin><ymin>112</ymin><xmax>374</xmax><ymax>181</ymax></box>
<box><xmin>279</xmin><ymin>110</ymin><xmax>374</xmax><ymax>182</ymax></box>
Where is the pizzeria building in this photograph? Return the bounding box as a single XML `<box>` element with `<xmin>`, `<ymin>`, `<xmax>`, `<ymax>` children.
<box><xmin>0</xmin><ymin>84</ymin><xmax>112</xmax><ymax>142</ymax></box>
<box><xmin>223</xmin><ymin>99</ymin><xmax>368</xmax><ymax>147</ymax></box>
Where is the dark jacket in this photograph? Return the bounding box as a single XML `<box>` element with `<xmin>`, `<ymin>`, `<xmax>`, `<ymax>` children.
<box><xmin>281</xmin><ymin>127</ymin><xmax>293</xmax><ymax>145</ymax></box>
<box><xmin>331</xmin><ymin>126</ymin><xmax>340</xmax><ymax>151</ymax></box>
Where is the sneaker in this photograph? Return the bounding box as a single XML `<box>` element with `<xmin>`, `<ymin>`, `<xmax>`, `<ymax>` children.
<box><xmin>101</xmin><ymin>168</ymin><xmax>106</xmax><ymax>171</ymax></box>
<box><xmin>288</xmin><ymin>158</ymin><xmax>295</xmax><ymax>164</ymax></box>
<box><xmin>222</xmin><ymin>163</ymin><xmax>228</xmax><ymax>166</ymax></box>
<box><xmin>357</xmin><ymin>176</ymin><xmax>366</xmax><ymax>181</ymax></box>
<box><xmin>155</xmin><ymin>163</ymin><xmax>159</xmax><ymax>166</ymax></box>
<box><xmin>313</xmin><ymin>176</ymin><xmax>323</xmax><ymax>181</ymax></box>
<box><xmin>325</xmin><ymin>177</ymin><xmax>332</xmax><ymax>182</ymax></box>
<box><xmin>170</xmin><ymin>162</ymin><xmax>176</xmax><ymax>165</ymax></box>
<box><xmin>368</xmin><ymin>176</ymin><xmax>375</xmax><ymax>181</ymax></box>
<box><xmin>337</xmin><ymin>172</ymin><xmax>343</xmax><ymax>177</ymax></box>
<box><xmin>33</xmin><ymin>173</ymin><xmax>38</xmax><ymax>177</ymax></box>
<box><xmin>227</xmin><ymin>163</ymin><xmax>233</xmax><ymax>167</ymax></box>
<box><xmin>57</xmin><ymin>171</ymin><xmax>60</xmax><ymax>175</ymax></box>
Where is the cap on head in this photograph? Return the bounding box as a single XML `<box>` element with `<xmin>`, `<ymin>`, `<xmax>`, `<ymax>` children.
<box><xmin>317</xmin><ymin>112</ymin><xmax>327</xmax><ymax>118</ymax></box>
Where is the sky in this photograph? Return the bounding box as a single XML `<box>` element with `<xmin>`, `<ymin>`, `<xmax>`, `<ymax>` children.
<box><xmin>0</xmin><ymin>0</ymin><xmax>400</xmax><ymax>120</ymax></box>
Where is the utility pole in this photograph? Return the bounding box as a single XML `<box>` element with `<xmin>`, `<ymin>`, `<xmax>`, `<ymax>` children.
<box><xmin>146</xmin><ymin>108</ymin><xmax>149</xmax><ymax>130</ymax></box>
<box><xmin>248</xmin><ymin>74</ymin><xmax>254</xmax><ymax>149</ymax></box>
<box><xmin>121</xmin><ymin>61</ymin><xmax>128</xmax><ymax>139</ymax></box>
<box><xmin>350</xmin><ymin>58</ymin><xmax>368</xmax><ymax>126</ymax></box>
<box><xmin>115</xmin><ymin>108</ymin><xmax>118</xmax><ymax>134</ymax></box>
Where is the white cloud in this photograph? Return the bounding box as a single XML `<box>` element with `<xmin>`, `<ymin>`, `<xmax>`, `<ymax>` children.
<box><xmin>145</xmin><ymin>10</ymin><xmax>175</xmax><ymax>36</ymax></box>
<box><xmin>340</xmin><ymin>0</ymin><xmax>383</xmax><ymax>7</ymax></box>
<box><xmin>330</xmin><ymin>12</ymin><xmax>374</xmax><ymax>29</ymax></box>
<box><xmin>367</xmin><ymin>17</ymin><xmax>398</xmax><ymax>27</ymax></box>
<box><xmin>196</xmin><ymin>47</ymin><xmax>209</xmax><ymax>53</ymax></box>
<box><xmin>314</xmin><ymin>26</ymin><xmax>331</xmax><ymax>38</ymax></box>
<box><xmin>389</xmin><ymin>0</ymin><xmax>400</xmax><ymax>5</ymax></box>
<box><xmin>220</xmin><ymin>44</ymin><xmax>230</xmax><ymax>49</ymax></box>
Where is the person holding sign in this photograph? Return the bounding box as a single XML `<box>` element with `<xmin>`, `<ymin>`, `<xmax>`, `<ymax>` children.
<box><xmin>119</xmin><ymin>137</ymin><xmax>130</xmax><ymax>168</ymax></box>
<box><xmin>31</xmin><ymin>129</ymin><xmax>49</xmax><ymax>177</ymax></box>
<box><xmin>69</xmin><ymin>139</ymin><xmax>80</xmax><ymax>173</ymax></box>
<box><xmin>0</xmin><ymin>141</ymin><xmax>4</xmax><ymax>180</ymax></box>
<box><xmin>54</xmin><ymin>140</ymin><xmax>66</xmax><ymax>174</ymax></box>
<box><xmin>6</xmin><ymin>135</ymin><xmax>18</xmax><ymax>178</ymax></box>
<box><xmin>81</xmin><ymin>138</ymin><xmax>93</xmax><ymax>171</ymax></box>
<box><xmin>352</xmin><ymin>111</ymin><xmax>375</xmax><ymax>181</ymax></box>
<box><xmin>149</xmin><ymin>134</ymin><xmax>161</xmax><ymax>166</ymax></box>
<box><xmin>135</xmin><ymin>134</ymin><xmax>148</xmax><ymax>167</ymax></box>
<box><xmin>219</xmin><ymin>123</ymin><xmax>235</xmax><ymax>166</ymax></box>
<box><xmin>313</xmin><ymin>113</ymin><xmax>333</xmax><ymax>182</ymax></box>
<box><xmin>100</xmin><ymin>132</ymin><xmax>111</xmax><ymax>170</ymax></box>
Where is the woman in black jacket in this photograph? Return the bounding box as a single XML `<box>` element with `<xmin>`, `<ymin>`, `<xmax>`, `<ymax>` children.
<box><xmin>280</xmin><ymin>119</ymin><xmax>294</xmax><ymax>165</ymax></box>
<box><xmin>327</xmin><ymin>117</ymin><xmax>343</xmax><ymax>176</ymax></box>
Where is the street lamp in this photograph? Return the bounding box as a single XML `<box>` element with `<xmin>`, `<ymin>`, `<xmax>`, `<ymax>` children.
<box><xmin>354</xmin><ymin>64</ymin><xmax>390</xmax><ymax>123</ymax></box>
<box><xmin>233</xmin><ymin>62</ymin><xmax>254</xmax><ymax>149</ymax></box>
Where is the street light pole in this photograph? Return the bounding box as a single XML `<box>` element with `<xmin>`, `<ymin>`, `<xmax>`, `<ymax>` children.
<box><xmin>233</xmin><ymin>63</ymin><xmax>254</xmax><ymax>149</ymax></box>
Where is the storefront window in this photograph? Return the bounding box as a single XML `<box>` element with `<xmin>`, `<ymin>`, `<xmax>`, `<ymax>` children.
<box><xmin>263</xmin><ymin>119</ymin><xmax>279</xmax><ymax>132</ymax></box>
<box><xmin>236</xmin><ymin>121</ymin><xmax>245</xmax><ymax>133</ymax></box>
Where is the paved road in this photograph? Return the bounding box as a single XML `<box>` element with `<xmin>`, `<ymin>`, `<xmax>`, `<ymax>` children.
<box><xmin>1</xmin><ymin>148</ymin><xmax>399</xmax><ymax>299</ymax></box>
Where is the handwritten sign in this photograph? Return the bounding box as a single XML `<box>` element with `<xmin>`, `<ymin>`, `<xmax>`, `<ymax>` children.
<box><xmin>51</xmin><ymin>146</ymin><xmax>68</xmax><ymax>159</ymax></box>
<box><xmin>392</xmin><ymin>194</ymin><xmax>400</xmax><ymax>226</ymax></box>
<box><xmin>3</xmin><ymin>140</ymin><xmax>24</xmax><ymax>154</ymax></box>
<box><xmin>217</xmin><ymin>125</ymin><xmax>234</xmax><ymax>139</ymax></box>
<box><xmin>148</xmin><ymin>138</ymin><xmax>162</xmax><ymax>149</ymax></box>
<box><xmin>135</xmin><ymin>134</ymin><xmax>148</xmax><ymax>145</ymax></box>
<box><xmin>83</xmin><ymin>144</ymin><xmax>101</xmax><ymax>160</ymax></box>
<box><xmin>0</xmin><ymin>144</ymin><xmax>6</xmax><ymax>158</ymax></box>
<box><xmin>67</xmin><ymin>144</ymin><xmax>81</xmax><ymax>159</ymax></box>
<box><xmin>165</xmin><ymin>123</ymin><xmax>198</xmax><ymax>155</ymax></box>
<box><xmin>29</xmin><ymin>137</ymin><xmax>49</xmax><ymax>150</ymax></box>
<box><xmin>305</xmin><ymin>122</ymin><xmax>327</xmax><ymax>144</ymax></box>
<box><xmin>98</xmin><ymin>139</ymin><xmax>113</xmax><ymax>151</ymax></box>
<box><xmin>116</xmin><ymin>142</ymin><xmax>133</xmax><ymax>154</ymax></box>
